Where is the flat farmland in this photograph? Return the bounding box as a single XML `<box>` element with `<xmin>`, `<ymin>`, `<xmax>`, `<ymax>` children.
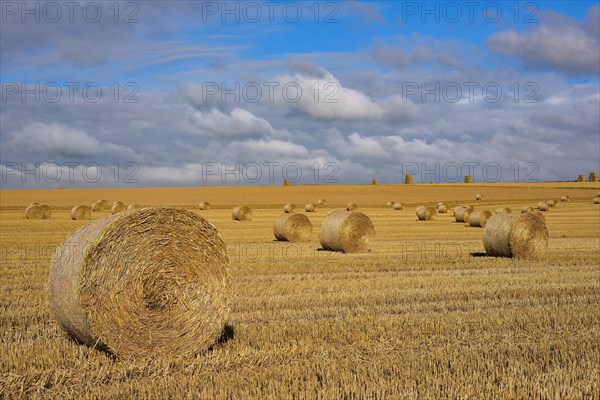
<box><xmin>1</xmin><ymin>183</ymin><xmax>599</xmax><ymax>399</ymax></box>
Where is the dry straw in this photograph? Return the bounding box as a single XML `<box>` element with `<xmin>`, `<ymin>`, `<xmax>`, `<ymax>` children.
<box><xmin>232</xmin><ymin>206</ymin><xmax>252</xmax><ymax>221</ymax></box>
<box><xmin>283</xmin><ymin>179</ymin><xmax>291</xmax><ymax>186</ymax></box>
<box><xmin>495</xmin><ymin>207</ymin><xmax>512</xmax><ymax>214</ymax></box>
<box><xmin>437</xmin><ymin>204</ymin><xmax>447</xmax><ymax>213</ymax></box>
<box><xmin>386</xmin><ymin>201</ymin><xmax>395</xmax><ymax>207</ymax></box>
<box><xmin>464</xmin><ymin>175</ymin><xmax>472</xmax><ymax>183</ymax></box>
<box><xmin>475</xmin><ymin>194</ymin><xmax>484</xmax><ymax>201</ymax></box>
<box><xmin>71</xmin><ymin>205</ymin><xmax>92</xmax><ymax>220</ymax></box>
<box><xmin>404</xmin><ymin>175</ymin><xmax>413</xmax><ymax>184</ymax></box>
<box><xmin>547</xmin><ymin>200</ymin><xmax>556</xmax><ymax>207</ymax></box>
<box><xmin>393</xmin><ymin>202</ymin><xmax>404</xmax><ymax>210</ymax></box>
<box><xmin>127</xmin><ymin>204</ymin><xmax>141</xmax><ymax>211</ymax></box>
<box><xmin>454</xmin><ymin>206</ymin><xmax>474</xmax><ymax>222</ymax></box>
<box><xmin>25</xmin><ymin>203</ymin><xmax>44</xmax><ymax>219</ymax></box>
<box><xmin>560</xmin><ymin>196</ymin><xmax>570</xmax><ymax>202</ymax></box>
<box><xmin>483</xmin><ymin>212</ymin><xmax>548</xmax><ymax>260</ymax></box>
<box><xmin>316</xmin><ymin>199</ymin><xmax>326</xmax><ymax>206</ymax></box>
<box><xmin>521</xmin><ymin>206</ymin><xmax>535</xmax><ymax>213</ymax></box>
<box><xmin>111</xmin><ymin>201</ymin><xmax>125</xmax><ymax>214</ymax></box>
<box><xmin>594</xmin><ymin>197</ymin><xmax>600</xmax><ymax>204</ymax></box>
<box><xmin>273</xmin><ymin>213</ymin><xmax>312</xmax><ymax>242</ymax></box>
<box><xmin>416</xmin><ymin>205</ymin><xmax>437</xmax><ymax>221</ymax></box>
<box><xmin>48</xmin><ymin>208</ymin><xmax>230</xmax><ymax>358</ymax></box>
<box><xmin>537</xmin><ymin>201</ymin><xmax>549</xmax><ymax>211</ymax></box>
<box><xmin>577</xmin><ymin>174</ymin><xmax>585</xmax><ymax>182</ymax></box>
<box><xmin>92</xmin><ymin>199</ymin><xmax>108</xmax><ymax>212</ymax></box>
<box><xmin>305</xmin><ymin>203</ymin><xmax>316</xmax><ymax>212</ymax></box>
<box><xmin>198</xmin><ymin>202</ymin><xmax>210</xmax><ymax>210</ymax></box>
<box><xmin>283</xmin><ymin>203</ymin><xmax>296</xmax><ymax>213</ymax></box>
<box><xmin>346</xmin><ymin>203</ymin><xmax>358</xmax><ymax>211</ymax></box>
<box><xmin>589</xmin><ymin>172</ymin><xmax>598</xmax><ymax>182</ymax></box>
<box><xmin>468</xmin><ymin>210</ymin><xmax>493</xmax><ymax>228</ymax></box>
<box><xmin>40</xmin><ymin>204</ymin><xmax>52</xmax><ymax>219</ymax></box>
<box><xmin>319</xmin><ymin>210</ymin><xmax>375</xmax><ymax>253</ymax></box>
<box><xmin>372</xmin><ymin>179</ymin><xmax>379</xmax><ymax>185</ymax></box>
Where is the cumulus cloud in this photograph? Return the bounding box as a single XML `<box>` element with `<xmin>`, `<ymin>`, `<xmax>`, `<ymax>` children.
<box><xmin>186</xmin><ymin>107</ymin><xmax>290</xmax><ymax>139</ymax></box>
<box><xmin>9</xmin><ymin>122</ymin><xmax>136</xmax><ymax>158</ymax></box>
<box><xmin>372</xmin><ymin>33</ymin><xmax>477</xmax><ymax>70</ymax></box>
<box><xmin>272</xmin><ymin>70</ymin><xmax>417</xmax><ymax>122</ymax></box>
<box><xmin>487</xmin><ymin>5</ymin><xmax>600</xmax><ymax>76</ymax></box>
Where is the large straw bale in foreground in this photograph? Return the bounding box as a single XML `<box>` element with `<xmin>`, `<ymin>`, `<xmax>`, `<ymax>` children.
<box><xmin>319</xmin><ymin>210</ymin><xmax>375</xmax><ymax>253</ymax></box>
<box><xmin>232</xmin><ymin>206</ymin><xmax>252</xmax><ymax>221</ymax></box>
<box><xmin>273</xmin><ymin>213</ymin><xmax>312</xmax><ymax>242</ymax></box>
<box><xmin>48</xmin><ymin>208</ymin><xmax>230</xmax><ymax>358</ymax></box>
<box><xmin>483</xmin><ymin>212</ymin><xmax>548</xmax><ymax>260</ymax></box>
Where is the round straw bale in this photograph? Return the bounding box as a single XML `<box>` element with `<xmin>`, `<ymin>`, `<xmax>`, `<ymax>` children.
<box><xmin>386</xmin><ymin>201</ymin><xmax>395</xmax><ymax>207</ymax></box>
<box><xmin>560</xmin><ymin>196</ymin><xmax>569</xmax><ymax>202</ymax></box>
<box><xmin>198</xmin><ymin>202</ymin><xmax>210</xmax><ymax>210</ymax></box>
<box><xmin>319</xmin><ymin>210</ymin><xmax>375</xmax><ymax>253</ymax></box>
<box><xmin>521</xmin><ymin>206</ymin><xmax>535</xmax><ymax>213</ymax></box>
<box><xmin>283</xmin><ymin>203</ymin><xmax>296</xmax><ymax>213</ymax></box>
<box><xmin>464</xmin><ymin>175</ymin><xmax>472</xmax><ymax>183</ymax></box>
<box><xmin>454</xmin><ymin>206</ymin><xmax>474</xmax><ymax>222</ymax></box>
<box><xmin>495</xmin><ymin>207</ymin><xmax>512</xmax><ymax>214</ymax></box>
<box><xmin>416</xmin><ymin>205</ymin><xmax>437</xmax><ymax>221</ymax></box>
<box><xmin>468</xmin><ymin>210</ymin><xmax>493</xmax><ymax>227</ymax></box>
<box><xmin>437</xmin><ymin>204</ymin><xmax>447</xmax><ymax>213</ymax></box>
<box><xmin>232</xmin><ymin>206</ymin><xmax>252</xmax><ymax>221</ymax></box>
<box><xmin>71</xmin><ymin>205</ymin><xmax>92</xmax><ymax>220</ymax></box>
<box><xmin>316</xmin><ymin>199</ymin><xmax>326</xmax><ymax>206</ymax></box>
<box><xmin>393</xmin><ymin>202</ymin><xmax>403</xmax><ymax>210</ymax></box>
<box><xmin>111</xmin><ymin>201</ymin><xmax>125</xmax><ymax>214</ymax></box>
<box><xmin>127</xmin><ymin>204</ymin><xmax>141</xmax><ymax>211</ymax></box>
<box><xmin>589</xmin><ymin>172</ymin><xmax>598</xmax><ymax>182</ymax></box>
<box><xmin>594</xmin><ymin>197</ymin><xmax>600</xmax><ymax>204</ymax></box>
<box><xmin>39</xmin><ymin>204</ymin><xmax>52</xmax><ymax>219</ymax></box>
<box><xmin>25</xmin><ymin>204</ymin><xmax>44</xmax><ymax>219</ymax></box>
<box><xmin>437</xmin><ymin>202</ymin><xmax>445</xmax><ymax>207</ymax></box>
<box><xmin>92</xmin><ymin>199</ymin><xmax>108</xmax><ymax>211</ymax></box>
<box><xmin>372</xmin><ymin>179</ymin><xmax>379</xmax><ymax>185</ymax></box>
<box><xmin>547</xmin><ymin>200</ymin><xmax>556</xmax><ymax>207</ymax></box>
<box><xmin>483</xmin><ymin>213</ymin><xmax>548</xmax><ymax>260</ymax></box>
<box><xmin>48</xmin><ymin>208</ymin><xmax>230</xmax><ymax>358</ymax></box>
<box><xmin>346</xmin><ymin>203</ymin><xmax>358</xmax><ymax>211</ymax></box>
<box><xmin>404</xmin><ymin>175</ymin><xmax>414</xmax><ymax>184</ymax></box>
<box><xmin>537</xmin><ymin>201</ymin><xmax>549</xmax><ymax>211</ymax></box>
<box><xmin>283</xmin><ymin>179</ymin><xmax>291</xmax><ymax>186</ymax></box>
<box><xmin>273</xmin><ymin>213</ymin><xmax>312</xmax><ymax>242</ymax></box>
<box><xmin>475</xmin><ymin>194</ymin><xmax>483</xmax><ymax>201</ymax></box>
<box><xmin>305</xmin><ymin>203</ymin><xmax>316</xmax><ymax>212</ymax></box>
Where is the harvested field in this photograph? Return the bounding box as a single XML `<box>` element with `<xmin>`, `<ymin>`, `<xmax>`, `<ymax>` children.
<box><xmin>1</xmin><ymin>182</ymin><xmax>599</xmax><ymax>399</ymax></box>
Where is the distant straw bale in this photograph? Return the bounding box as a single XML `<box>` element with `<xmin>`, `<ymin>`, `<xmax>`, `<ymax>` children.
<box><xmin>232</xmin><ymin>206</ymin><xmax>252</xmax><ymax>221</ymax></box>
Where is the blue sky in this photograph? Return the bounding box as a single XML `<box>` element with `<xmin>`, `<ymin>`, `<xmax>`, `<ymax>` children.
<box><xmin>1</xmin><ymin>1</ymin><xmax>599</xmax><ymax>188</ymax></box>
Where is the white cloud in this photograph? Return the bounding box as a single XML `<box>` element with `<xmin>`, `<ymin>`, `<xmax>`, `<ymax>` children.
<box><xmin>487</xmin><ymin>6</ymin><xmax>600</xmax><ymax>76</ymax></box>
<box><xmin>10</xmin><ymin>122</ymin><xmax>136</xmax><ymax>158</ymax></box>
<box><xmin>272</xmin><ymin>70</ymin><xmax>417</xmax><ymax>122</ymax></box>
<box><xmin>186</xmin><ymin>107</ymin><xmax>290</xmax><ymax>139</ymax></box>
